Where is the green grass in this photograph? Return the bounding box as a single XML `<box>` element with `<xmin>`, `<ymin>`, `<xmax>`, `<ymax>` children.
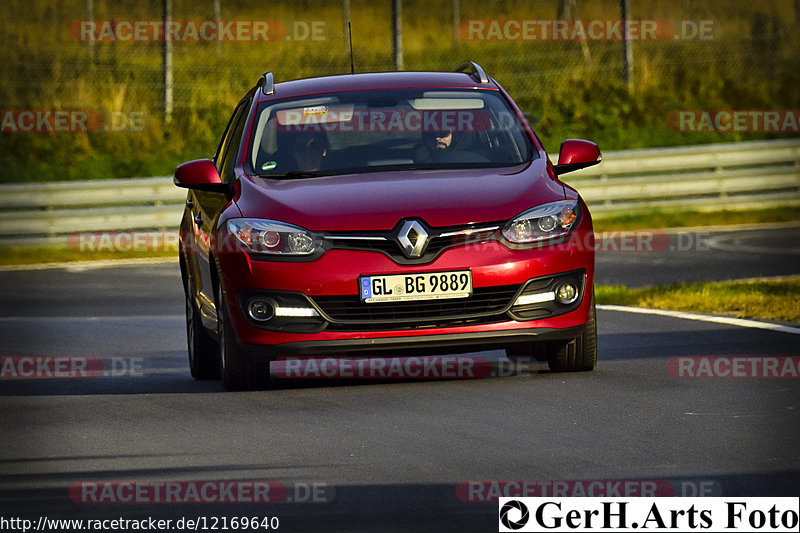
<box><xmin>592</xmin><ymin>206</ymin><xmax>800</xmax><ymax>232</ymax></box>
<box><xmin>0</xmin><ymin>245</ymin><xmax>175</xmax><ymax>266</ymax></box>
<box><xmin>597</xmin><ymin>278</ymin><xmax>800</xmax><ymax>324</ymax></box>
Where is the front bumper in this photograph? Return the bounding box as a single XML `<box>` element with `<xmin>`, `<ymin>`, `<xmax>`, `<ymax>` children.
<box><xmin>253</xmin><ymin>324</ymin><xmax>588</xmax><ymax>357</ymax></box>
<box><xmin>215</xmin><ymin>221</ymin><xmax>594</xmax><ymax>353</ymax></box>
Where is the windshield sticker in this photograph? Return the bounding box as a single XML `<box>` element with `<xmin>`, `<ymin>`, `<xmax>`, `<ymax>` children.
<box><xmin>277</xmin><ymin>104</ymin><xmax>354</xmax><ymax>126</ymax></box>
<box><xmin>303</xmin><ymin>106</ymin><xmax>329</xmax><ymax>117</ymax></box>
<box><xmin>261</xmin><ymin>160</ymin><xmax>278</xmax><ymax>171</ymax></box>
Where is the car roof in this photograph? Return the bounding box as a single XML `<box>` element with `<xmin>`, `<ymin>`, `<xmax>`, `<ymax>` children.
<box><xmin>255</xmin><ymin>71</ymin><xmax>500</xmax><ymax>102</ymax></box>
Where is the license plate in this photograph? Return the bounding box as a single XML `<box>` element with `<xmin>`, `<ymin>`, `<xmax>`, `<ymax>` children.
<box><xmin>359</xmin><ymin>270</ymin><xmax>472</xmax><ymax>303</ymax></box>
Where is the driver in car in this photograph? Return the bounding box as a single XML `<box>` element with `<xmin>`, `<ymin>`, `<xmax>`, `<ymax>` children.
<box><xmin>415</xmin><ymin>128</ymin><xmax>488</xmax><ymax>164</ymax></box>
<box><xmin>415</xmin><ymin>129</ymin><xmax>456</xmax><ymax>162</ymax></box>
<box><xmin>291</xmin><ymin>132</ymin><xmax>328</xmax><ymax>172</ymax></box>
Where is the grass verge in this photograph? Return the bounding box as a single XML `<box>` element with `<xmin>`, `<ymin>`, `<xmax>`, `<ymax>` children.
<box><xmin>0</xmin><ymin>246</ymin><xmax>175</xmax><ymax>267</ymax></box>
<box><xmin>592</xmin><ymin>206</ymin><xmax>800</xmax><ymax>232</ymax></box>
<box><xmin>596</xmin><ymin>277</ymin><xmax>800</xmax><ymax>325</ymax></box>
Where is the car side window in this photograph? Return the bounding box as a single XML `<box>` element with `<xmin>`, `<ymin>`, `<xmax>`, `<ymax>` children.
<box><xmin>215</xmin><ymin>98</ymin><xmax>251</xmax><ymax>179</ymax></box>
<box><xmin>219</xmin><ymin>103</ymin><xmax>251</xmax><ymax>183</ymax></box>
<box><xmin>213</xmin><ymin>106</ymin><xmax>239</xmax><ymax>172</ymax></box>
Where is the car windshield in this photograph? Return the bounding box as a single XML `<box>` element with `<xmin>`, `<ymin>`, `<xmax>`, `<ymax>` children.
<box><xmin>249</xmin><ymin>88</ymin><xmax>535</xmax><ymax>177</ymax></box>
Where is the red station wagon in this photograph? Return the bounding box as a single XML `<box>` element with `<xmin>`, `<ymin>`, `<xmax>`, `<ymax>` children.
<box><xmin>174</xmin><ymin>62</ymin><xmax>601</xmax><ymax>390</ymax></box>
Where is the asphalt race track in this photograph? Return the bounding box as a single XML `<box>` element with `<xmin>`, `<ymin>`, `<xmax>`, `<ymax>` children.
<box><xmin>0</xmin><ymin>225</ymin><xmax>798</xmax><ymax>532</ymax></box>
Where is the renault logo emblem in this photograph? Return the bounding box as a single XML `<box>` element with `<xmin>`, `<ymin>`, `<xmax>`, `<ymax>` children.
<box><xmin>397</xmin><ymin>220</ymin><xmax>429</xmax><ymax>258</ymax></box>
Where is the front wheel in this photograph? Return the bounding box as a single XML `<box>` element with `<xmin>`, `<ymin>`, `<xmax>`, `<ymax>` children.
<box><xmin>185</xmin><ymin>275</ymin><xmax>219</xmax><ymax>380</ymax></box>
<box><xmin>546</xmin><ymin>298</ymin><xmax>597</xmax><ymax>372</ymax></box>
<box><xmin>216</xmin><ymin>282</ymin><xmax>270</xmax><ymax>390</ymax></box>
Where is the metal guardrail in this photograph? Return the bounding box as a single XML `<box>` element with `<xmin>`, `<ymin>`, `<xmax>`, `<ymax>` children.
<box><xmin>0</xmin><ymin>139</ymin><xmax>798</xmax><ymax>245</ymax></box>
<box><xmin>559</xmin><ymin>138</ymin><xmax>800</xmax><ymax>215</ymax></box>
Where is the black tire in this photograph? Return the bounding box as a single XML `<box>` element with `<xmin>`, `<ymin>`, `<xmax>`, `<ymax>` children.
<box><xmin>216</xmin><ymin>282</ymin><xmax>270</xmax><ymax>391</ymax></box>
<box><xmin>547</xmin><ymin>298</ymin><xmax>598</xmax><ymax>372</ymax></box>
<box><xmin>185</xmin><ymin>276</ymin><xmax>219</xmax><ymax>380</ymax></box>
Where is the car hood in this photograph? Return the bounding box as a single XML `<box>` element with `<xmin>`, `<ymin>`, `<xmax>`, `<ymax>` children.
<box><xmin>234</xmin><ymin>159</ymin><xmax>567</xmax><ymax>231</ymax></box>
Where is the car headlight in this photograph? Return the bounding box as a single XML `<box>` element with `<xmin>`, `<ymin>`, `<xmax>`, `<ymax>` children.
<box><xmin>227</xmin><ymin>219</ymin><xmax>322</xmax><ymax>255</ymax></box>
<box><xmin>502</xmin><ymin>199</ymin><xmax>580</xmax><ymax>244</ymax></box>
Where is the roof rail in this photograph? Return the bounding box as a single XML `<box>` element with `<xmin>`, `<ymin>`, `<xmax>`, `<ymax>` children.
<box><xmin>455</xmin><ymin>61</ymin><xmax>489</xmax><ymax>84</ymax></box>
<box><xmin>258</xmin><ymin>72</ymin><xmax>274</xmax><ymax>95</ymax></box>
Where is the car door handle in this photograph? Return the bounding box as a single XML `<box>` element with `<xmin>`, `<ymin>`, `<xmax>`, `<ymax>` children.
<box><xmin>186</xmin><ymin>199</ymin><xmax>194</xmax><ymax>208</ymax></box>
<box><xmin>194</xmin><ymin>215</ymin><xmax>203</xmax><ymax>226</ymax></box>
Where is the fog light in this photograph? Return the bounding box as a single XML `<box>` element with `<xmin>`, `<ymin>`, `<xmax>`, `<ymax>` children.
<box><xmin>555</xmin><ymin>283</ymin><xmax>578</xmax><ymax>304</ymax></box>
<box><xmin>248</xmin><ymin>299</ymin><xmax>274</xmax><ymax>321</ymax></box>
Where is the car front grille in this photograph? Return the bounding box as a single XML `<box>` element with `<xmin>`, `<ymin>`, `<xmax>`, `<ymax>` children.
<box><xmin>310</xmin><ymin>284</ymin><xmax>521</xmax><ymax>325</ymax></box>
<box><xmin>327</xmin><ymin>235</ymin><xmax>454</xmax><ymax>260</ymax></box>
<box><xmin>324</xmin><ymin>224</ymin><xmax>501</xmax><ymax>265</ymax></box>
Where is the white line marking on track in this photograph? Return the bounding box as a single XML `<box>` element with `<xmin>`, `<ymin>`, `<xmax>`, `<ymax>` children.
<box><xmin>108</xmin><ymin>367</ymin><xmax>188</xmax><ymax>376</ymax></box>
<box><xmin>0</xmin><ymin>315</ymin><xmax>182</xmax><ymax>322</ymax></box>
<box><xmin>597</xmin><ymin>305</ymin><xmax>800</xmax><ymax>335</ymax></box>
<box><xmin>655</xmin><ymin>221</ymin><xmax>800</xmax><ymax>234</ymax></box>
<box><xmin>705</xmin><ymin>234</ymin><xmax>800</xmax><ymax>255</ymax></box>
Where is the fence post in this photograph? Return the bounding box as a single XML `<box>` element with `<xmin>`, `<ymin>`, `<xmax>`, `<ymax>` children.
<box><xmin>214</xmin><ymin>0</ymin><xmax>221</xmax><ymax>55</ymax></box>
<box><xmin>621</xmin><ymin>0</ymin><xmax>634</xmax><ymax>91</ymax></box>
<box><xmin>343</xmin><ymin>0</ymin><xmax>351</xmax><ymax>51</ymax></box>
<box><xmin>452</xmin><ymin>0</ymin><xmax>460</xmax><ymax>44</ymax></box>
<box><xmin>392</xmin><ymin>0</ymin><xmax>403</xmax><ymax>70</ymax></box>
<box><xmin>86</xmin><ymin>0</ymin><xmax>94</xmax><ymax>63</ymax></box>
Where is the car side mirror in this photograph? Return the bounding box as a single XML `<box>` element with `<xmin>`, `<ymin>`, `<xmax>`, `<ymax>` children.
<box><xmin>173</xmin><ymin>159</ymin><xmax>229</xmax><ymax>193</ymax></box>
<box><xmin>553</xmin><ymin>139</ymin><xmax>602</xmax><ymax>176</ymax></box>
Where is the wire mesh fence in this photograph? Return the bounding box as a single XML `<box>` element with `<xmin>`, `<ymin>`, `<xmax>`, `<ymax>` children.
<box><xmin>1</xmin><ymin>0</ymin><xmax>799</xmax><ymax>180</ymax></box>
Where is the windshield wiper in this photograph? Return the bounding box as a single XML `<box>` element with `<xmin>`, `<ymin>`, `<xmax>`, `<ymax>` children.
<box><xmin>258</xmin><ymin>171</ymin><xmax>328</xmax><ymax>179</ymax></box>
